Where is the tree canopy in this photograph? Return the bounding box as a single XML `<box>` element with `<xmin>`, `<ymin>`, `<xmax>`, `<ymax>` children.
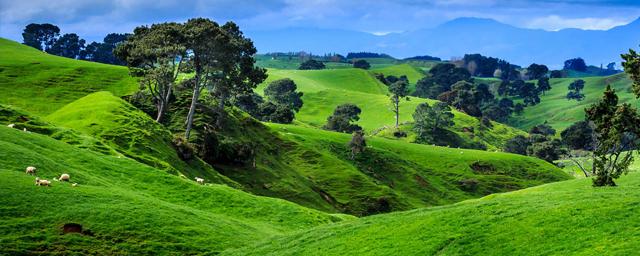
<box><xmin>324</xmin><ymin>104</ymin><xmax>363</xmax><ymax>133</ymax></box>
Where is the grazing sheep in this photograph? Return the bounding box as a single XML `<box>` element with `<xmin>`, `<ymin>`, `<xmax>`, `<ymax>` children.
<box><xmin>7</xmin><ymin>124</ymin><xmax>15</xmax><ymax>128</ymax></box>
<box><xmin>25</xmin><ymin>166</ymin><xmax>36</xmax><ymax>175</ymax></box>
<box><xmin>35</xmin><ymin>177</ymin><xmax>51</xmax><ymax>186</ymax></box>
<box><xmin>72</xmin><ymin>183</ymin><xmax>78</xmax><ymax>187</ymax></box>
<box><xmin>23</xmin><ymin>128</ymin><xmax>28</xmax><ymax>133</ymax></box>
<box><xmin>195</xmin><ymin>177</ymin><xmax>205</xmax><ymax>185</ymax></box>
<box><xmin>59</xmin><ymin>173</ymin><xmax>70</xmax><ymax>182</ymax></box>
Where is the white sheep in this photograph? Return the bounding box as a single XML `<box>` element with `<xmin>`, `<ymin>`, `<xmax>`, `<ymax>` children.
<box><xmin>59</xmin><ymin>173</ymin><xmax>70</xmax><ymax>182</ymax></box>
<box><xmin>7</xmin><ymin>123</ymin><xmax>15</xmax><ymax>128</ymax></box>
<box><xmin>195</xmin><ymin>177</ymin><xmax>205</xmax><ymax>185</ymax></box>
<box><xmin>35</xmin><ymin>177</ymin><xmax>51</xmax><ymax>186</ymax></box>
<box><xmin>23</xmin><ymin>128</ymin><xmax>28</xmax><ymax>133</ymax></box>
<box><xmin>25</xmin><ymin>166</ymin><xmax>36</xmax><ymax>175</ymax></box>
<box><xmin>72</xmin><ymin>183</ymin><xmax>78</xmax><ymax>187</ymax></box>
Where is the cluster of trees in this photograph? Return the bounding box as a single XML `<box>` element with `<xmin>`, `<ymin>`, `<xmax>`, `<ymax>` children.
<box><xmin>566</xmin><ymin>79</ymin><xmax>586</xmax><ymax>101</ymax></box>
<box><xmin>346</xmin><ymin>52</ymin><xmax>393</xmax><ymax>59</ymax></box>
<box><xmin>461</xmin><ymin>54</ymin><xmax>520</xmax><ymax>80</ymax></box>
<box><xmin>412</xmin><ymin>102</ymin><xmax>454</xmax><ymax>143</ymax></box>
<box><xmin>298</xmin><ymin>59</ymin><xmax>326</xmax><ymax>70</ymax></box>
<box><xmin>497</xmin><ymin>78</ymin><xmax>549</xmax><ymax>105</ymax></box>
<box><xmin>324</xmin><ymin>104</ymin><xmax>362</xmax><ymax>133</ymax></box>
<box><xmin>504</xmin><ymin>123</ymin><xmax>566</xmax><ymax>163</ymax></box>
<box><xmin>22</xmin><ymin>23</ymin><xmax>129</xmax><ymax>65</ymax></box>
<box><xmin>403</xmin><ymin>55</ymin><xmax>441</xmax><ymax>61</ymax></box>
<box><xmin>353</xmin><ymin>59</ymin><xmax>371</xmax><ymax>69</ymax></box>
<box><xmin>563</xmin><ymin>58</ymin><xmax>587</xmax><ymax>72</ymax></box>
<box><xmin>115</xmin><ymin>18</ymin><xmax>267</xmax><ymax>140</ymax></box>
<box><xmin>235</xmin><ymin>79</ymin><xmax>304</xmax><ymax>124</ymax></box>
<box><xmin>265</xmin><ymin>52</ymin><xmax>346</xmax><ymax>63</ymax></box>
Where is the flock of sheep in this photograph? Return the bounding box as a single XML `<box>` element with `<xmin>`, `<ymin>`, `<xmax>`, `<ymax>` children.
<box><xmin>25</xmin><ymin>166</ymin><xmax>77</xmax><ymax>187</ymax></box>
<box><xmin>10</xmin><ymin>124</ymin><xmax>209</xmax><ymax>187</ymax></box>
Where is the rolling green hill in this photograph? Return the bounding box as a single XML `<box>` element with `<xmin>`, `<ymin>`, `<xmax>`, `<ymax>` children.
<box><xmin>371</xmin><ymin>63</ymin><xmax>426</xmax><ymax>85</ymax></box>
<box><xmin>509</xmin><ymin>73</ymin><xmax>634</xmax><ymax>131</ymax></box>
<box><xmin>260</xmin><ymin>68</ymin><xmax>525</xmax><ymax>150</ymax></box>
<box><xmin>224</xmin><ymin>172</ymin><xmax>640</xmax><ymax>255</ymax></box>
<box><xmin>0</xmin><ymin>38</ymin><xmax>137</xmax><ymax>116</ymax></box>
<box><xmin>0</xmin><ymin>126</ymin><xmax>347</xmax><ymax>255</ymax></box>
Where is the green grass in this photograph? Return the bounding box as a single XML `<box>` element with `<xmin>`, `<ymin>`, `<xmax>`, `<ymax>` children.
<box><xmin>45</xmin><ymin>91</ymin><xmax>235</xmax><ymax>186</ymax></box>
<box><xmin>371</xmin><ymin>63</ymin><xmax>426</xmax><ymax>85</ymax></box>
<box><xmin>0</xmin><ymin>126</ymin><xmax>348</xmax><ymax>255</ymax></box>
<box><xmin>260</xmin><ymin>68</ymin><xmax>525</xmax><ymax>149</ymax></box>
<box><xmin>0</xmin><ymin>38</ymin><xmax>138</xmax><ymax>116</ymax></box>
<box><xmin>509</xmin><ymin>73</ymin><xmax>635</xmax><ymax>131</ymax></box>
<box><xmin>224</xmin><ymin>172</ymin><xmax>640</xmax><ymax>255</ymax></box>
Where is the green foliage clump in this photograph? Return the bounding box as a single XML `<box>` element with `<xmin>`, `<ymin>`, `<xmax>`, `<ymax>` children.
<box><xmin>324</xmin><ymin>103</ymin><xmax>363</xmax><ymax>133</ymax></box>
<box><xmin>352</xmin><ymin>59</ymin><xmax>371</xmax><ymax>70</ymax></box>
<box><xmin>413</xmin><ymin>102</ymin><xmax>454</xmax><ymax>143</ymax></box>
<box><xmin>298</xmin><ymin>59</ymin><xmax>326</xmax><ymax>70</ymax></box>
<box><xmin>567</xmin><ymin>79</ymin><xmax>586</xmax><ymax>101</ymax></box>
<box><xmin>561</xmin><ymin>121</ymin><xmax>594</xmax><ymax>150</ymax></box>
<box><xmin>585</xmin><ymin>85</ymin><xmax>640</xmax><ymax>186</ymax></box>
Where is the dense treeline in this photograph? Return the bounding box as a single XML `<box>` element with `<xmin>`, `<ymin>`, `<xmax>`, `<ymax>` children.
<box><xmin>22</xmin><ymin>23</ymin><xmax>129</xmax><ymax>65</ymax></box>
<box><xmin>346</xmin><ymin>52</ymin><xmax>393</xmax><ymax>59</ymax></box>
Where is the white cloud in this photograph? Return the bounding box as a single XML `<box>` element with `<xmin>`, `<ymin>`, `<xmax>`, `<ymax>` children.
<box><xmin>526</xmin><ymin>15</ymin><xmax>632</xmax><ymax>31</ymax></box>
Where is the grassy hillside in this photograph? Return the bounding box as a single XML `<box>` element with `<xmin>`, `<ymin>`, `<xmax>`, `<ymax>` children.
<box><xmin>225</xmin><ymin>172</ymin><xmax>640</xmax><ymax>255</ymax></box>
<box><xmin>0</xmin><ymin>38</ymin><xmax>137</xmax><ymax>115</ymax></box>
<box><xmin>0</xmin><ymin>126</ymin><xmax>347</xmax><ymax>255</ymax></box>
<box><xmin>371</xmin><ymin>63</ymin><xmax>426</xmax><ymax>85</ymax></box>
<box><xmin>260</xmin><ymin>68</ymin><xmax>526</xmax><ymax>149</ymax></box>
<box><xmin>510</xmin><ymin>73</ymin><xmax>634</xmax><ymax>131</ymax></box>
<box><xmin>45</xmin><ymin>91</ymin><xmax>235</xmax><ymax>185</ymax></box>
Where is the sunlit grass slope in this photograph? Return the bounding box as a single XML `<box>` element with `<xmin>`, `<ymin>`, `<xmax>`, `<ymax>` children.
<box><xmin>371</xmin><ymin>63</ymin><xmax>426</xmax><ymax>85</ymax></box>
<box><xmin>225</xmin><ymin>172</ymin><xmax>640</xmax><ymax>255</ymax></box>
<box><xmin>260</xmin><ymin>68</ymin><xmax>526</xmax><ymax>149</ymax></box>
<box><xmin>45</xmin><ymin>91</ymin><xmax>235</xmax><ymax>185</ymax></box>
<box><xmin>0</xmin><ymin>126</ymin><xmax>347</xmax><ymax>255</ymax></box>
<box><xmin>0</xmin><ymin>38</ymin><xmax>137</xmax><ymax>115</ymax></box>
<box><xmin>510</xmin><ymin>73</ymin><xmax>635</xmax><ymax>131</ymax></box>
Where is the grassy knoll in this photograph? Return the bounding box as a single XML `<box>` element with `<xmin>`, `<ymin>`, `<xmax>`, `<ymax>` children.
<box><xmin>371</xmin><ymin>63</ymin><xmax>426</xmax><ymax>85</ymax></box>
<box><xmin>0</xmin><ymin>126</ymin><xmax>347</xmax><ymax>255</ymax></box>
<box><xmin>0</xmin><ymin>38</ymin><xmax>137</xmax><ymax>115</ymax></box>
<box><xmin>45</xmin><ymin>91</ymin><xmax>235</xmax><ymax>186</ymax></box>
<box><xmin>260</xmin><ymin>68</ymin><xmax>525</xmax><ymax>149</ymax></box>
<box><xmin>509</xmin><ymin>73</ymin><xmax>634</xmax><ymax>131</ymax></box>
<box><xmin>224</xmin><ymin>172</ymin><xmax>640</xmax><ymax>255</ymax></box>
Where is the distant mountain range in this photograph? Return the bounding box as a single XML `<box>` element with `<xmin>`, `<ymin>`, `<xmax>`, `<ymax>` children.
<box><xmin>245</xmin><ymin>17</ymin><xmax>640</xmax><ymax>68</ymax></box>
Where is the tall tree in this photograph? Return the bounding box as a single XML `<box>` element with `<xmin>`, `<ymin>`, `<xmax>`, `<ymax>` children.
<box><xmin>389</xmin><ymin>80</ymin><xmax>409</xmax><ymax>128</ymax></box>
<box><xmin>22</xmin><ymin>23</ymin><xmax>60</xmax><ymax>52</ymax></box>
<box><xmin>527</xmin><ymin>63</ymin><xmax>549</xmax><ymax>80</ymax></box>
<box><xmin>585</xmin><ymin>85</ymin><xmax>640</xmax><ymax>186</ymax></box>
<box><xmin>622</xmin><ymin>47</ymin><xmax>640</xmax><ymax>96</ymax></box>
<box><xmin>182</xmin><ymin>18</ymin><xmax>266</xmax><ymax>139</ymax></box>
<box><xmin>564</xmin><ymin>58</ymin><xmax>587</xmax><ymax>72</ymax></box>
<box><xmin>49</xmin><ymin>33</ymin><xmax>85</xmax><ymax>59</ymax></box>
<box><xmin>324</xmin><ymin>104</ymin><xmax>362</xmax><ymax>133</ymax></box>
<box><xmin>413</xmin><ymin>102</ymin><xmax>454</xmax><ymax>142</ymax></box>
<box><xmin>537</xmin><ymin>77</ymin><xmax>551</xmax><ymax>95</ymax></box>
<box><xmin>567</xmin><ymin>79</ymin><xmax>586</xmax><ymax>101</ymax></box>
<box><xmin>115</xmin><ymin>22</ymin><xmax>186</xmax><ymax>122</ymax></box>
<box><xmin>349</xmin><ymin>130</ymin><xmax>367</xmax><ymax>160</ymax></box>
<box><xmin>263</xmin><ymin>79</ymin><xmax>304</xmax><ymax>112</ymax></box>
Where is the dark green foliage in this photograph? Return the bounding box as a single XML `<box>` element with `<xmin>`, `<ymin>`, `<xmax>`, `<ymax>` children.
<box><xmin>346</xmin><ymin>52</ymin><xmax>392</xmax><ymax>59</ymax></box>
<box><xmin>299</xmin><ymin>59</ymin><xmax>326</xmax><ymax>70</ymax></box>
<box><xmin>566</xmin><ymin>79</ymin><xmax>586</xmax><ymax>101</ymax></box>
<box><xmin>520</xmin><ymin>82</ymin><xmax>540</xmax><ymax>106</ymax></box>
<box><xmin>349</xmin><ymin>130</ymin><xmax>366</xmax><ymax>159</ymax></box>
<box><xmin>621</xmin><ymin>47</ymin><xmax>640</xmax><ymax>97</ymax></box>
<box><xmin>526</xmin><ymin>138</ymin><xmax>566</xmax><ymax>163</ymax></box>
<box><xmin>585</xmin><ymin>85</ymin><xmax>640</xmax><ymax>186</ymax></box>
<box><xmin>561</xmin><ymin>121</ymin><xmax>594</xmax><ymax>150</ymax></box>
<box><xmin>352</xmin><ymin>59</ymin><xmax>371</xmax><ymax>70</ymax></box>
<box><xmin>415</xmin><ymin>63</ymin><xmax>471</xmax><ymax>99</ymax></box>
<box><xmin>462</xmin><ymin>54</ymin><xmax>520</xmax><ymax>80</ymax></box>
<box><xmin>564</xmin><ymin>58</ymin><xmax>587</xmax><ymax>72</ymax></box>
<box><xmin>514</xmin><ymin>103</ymin><xmax>525</xmax><ymax>115</ymax></box>
<box><xmin>550</xmin><ymin>70</ymin><xmax>566</xmax><ymax>78</ymax></box>
<box><xmin>49</xmin><ymin>33</ymin><xmax>85</xmax><ymax>59</ymax></box>
<box><xmin>537</xmin><ymin>77</ymin><xmax>551</xmax><ymax>95</ymax></box>
<box><xmin>504</xmin><ymin>135</ymin><xmax>530</xmax><ymax>155</ymax></box>
<box><xmin>83</xmin><ymin>33</ymin><xmax>130</xmax><ymax>65</ymax></box>
<box><xmin>413</xmin><ymin>102</ymin><xmax>454</xmax><ymax>142</ymax></box>
<box><xmin>530</xmin><ymin>123</ymin><xmax>556</xmax><ymax>136</ymax></box>
<box><xmin>497</xmin><ymin>80</ymin><xmax>510</xmax><ymax>96</ymax></box>
<box><xmin>324</xmin><ymin>104</ymin><xmax>363</xmax><ymax>133</ymax></box>
<box><xmin>21</xmin><ymin>23</ymin><xmax>60</xmax><ymax>51</ymax></box>
<box><xmin>257</xmin><ymin>102</ymin><xmax>295</xmax><ymax>124</ymax></box>
<box><xmin>264</xmin><ymin>78</ymin><xmax>304</xmax><ymax>112</ymax></box>
<box><xmin>527</xmin><ymin>63</ymin><xmax>549</xmax><ymax>80</ymax></box>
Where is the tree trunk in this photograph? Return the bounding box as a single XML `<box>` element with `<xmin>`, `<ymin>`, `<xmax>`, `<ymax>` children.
<box><xmin>155</xmin><ymin>102</ymin><xmax>165</xmax><ymax>122</ymax></box>
<box><xmin>185</xmin><ymin>81</ymin><xmax>201</xmax><ymax>139</ymax></box>
<box><xmin>394</xmin><ymin>97</ymin><xmax>400</xmax><ymax>128</ymax></box>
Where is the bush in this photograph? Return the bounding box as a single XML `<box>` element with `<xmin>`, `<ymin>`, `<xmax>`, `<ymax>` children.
<box><xmin>172</xmin><ymin>135</ymin><xmax>195</xmax><ymax>160</ymax></box>
<box><xmin>298</xmin><ymin>59</ymin><xmax>325</xmax><ymax>70</ymax></box>
<box><xmin>352</xmin><ymin>59</ymin><xmax>371</xmax><ymax>70</ymax></box>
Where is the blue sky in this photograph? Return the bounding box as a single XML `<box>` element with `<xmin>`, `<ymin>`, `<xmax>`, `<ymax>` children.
<box><xmin>1</xmin><ymin>0</ymin><xmax>640</xmax><ymax>43</ymax></box>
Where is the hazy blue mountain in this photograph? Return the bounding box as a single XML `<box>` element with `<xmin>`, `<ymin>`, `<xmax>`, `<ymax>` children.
<box><xmin>246</xmin><ymin>17</ymin><xmax>640</xmax><ymax>68</ymax></box>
